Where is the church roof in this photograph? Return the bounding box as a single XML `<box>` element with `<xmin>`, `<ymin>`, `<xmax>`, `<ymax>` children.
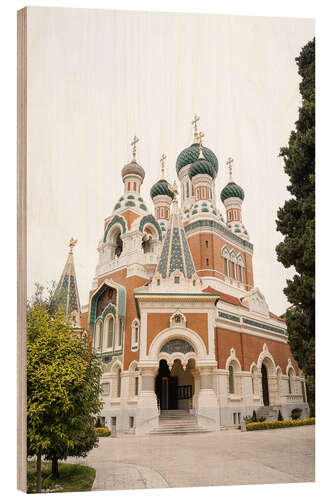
<box><xmin>156</xmin><ymin>197</ymin><xmax>196</xmax><ymax>279</ymax></box>
<box><xmin>55</xmin><ymin>238</ymin><xmax>81</xmax><ymax>316</ymax></box>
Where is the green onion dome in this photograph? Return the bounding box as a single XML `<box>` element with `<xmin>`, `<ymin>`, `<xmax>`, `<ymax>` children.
<box><xmin>189</xmin><ymin>158</ymin><xmax>216</xmax><ymax>180</ymax></box>
<box><xmin>220</xmin><ymin>181</ymin><xmax>245</xmax><ymax>202</ymax></box>
<box><xmin>176</xmin><ymin>143</ymin><xmax>219</xmax><ymax>176</ymax></box>
<box><xmin>121</xmin><ymin>160</ymin><xmax>145</xmax><ymax>181</ymax></box>
<box><xmin>150</xmin><ymin>178</ymin><xmax>175</xmax><ymax>200</ymax></box>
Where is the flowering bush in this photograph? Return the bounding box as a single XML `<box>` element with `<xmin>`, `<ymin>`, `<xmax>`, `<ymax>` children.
<box><xmin>246</xmin><ymin>417</ymin><xmax>315</xmax><ymax>431</ymax></box>
<box><xmin>96</xmin><ymin>426</ymin><xmax>110</xmax><ymax>437</ymax></box>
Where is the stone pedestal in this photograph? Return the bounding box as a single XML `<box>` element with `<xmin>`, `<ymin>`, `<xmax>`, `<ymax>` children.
<box><xmin>136</xmin><ymin>366</ymin><xmax>159</xmax><ymax>434</ymax></box>
<box><xmin>196</xmin><ymin>367</ymin><xmax>219</xmax><ymax>429</ymax></box>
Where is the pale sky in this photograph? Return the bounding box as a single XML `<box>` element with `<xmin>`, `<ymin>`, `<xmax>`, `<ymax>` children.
<box><xmin>26</xmin><ymin>7</ymin><xmax>314</xmax><ymax>315</ymax></box>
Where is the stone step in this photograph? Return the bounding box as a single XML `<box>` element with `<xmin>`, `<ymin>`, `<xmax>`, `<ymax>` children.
<box><xmin>149</xmin><ymin>428</ymin><xmax>210</xmax><ymax>435</ymax></box>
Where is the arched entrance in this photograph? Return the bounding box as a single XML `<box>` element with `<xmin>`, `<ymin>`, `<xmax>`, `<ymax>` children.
<box><xmin>261</xmin><ymin>363</ymin><xmax>269</xmax><ymax>406</ymax></box>
<box><xmin>155</xmin><ymin>359</ymin><xmax>195</xmax><ymax>411</ymax></box>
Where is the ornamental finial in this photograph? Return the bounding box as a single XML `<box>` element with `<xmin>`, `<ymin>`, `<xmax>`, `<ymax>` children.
<box><xmin>198</xmin><ymin>131</ymin><xmax>205</xmax><ymax>159</ymax></box>
<box><xmin>69</xmin><ymin>237</ymin><xmax>78</xmax><ymax>254</ymax></box>
<box><xmin>131</xmin><ymin>135</ymin><xmax>139</xmax><ymax>160</ymax></box>
<box><xmin>226</xmin><ymin>157</ymin><xmax>234</xmax><ymax>181</ymax></box>
<box><xmin>160</xmin><ymin>153</ymin><xmax>167</xmax><ymax>179</ymax></box>
<box><xmin>192</xmin><ymin>114</ymin><xmax>200</xmax><ymax>142</ymax></box>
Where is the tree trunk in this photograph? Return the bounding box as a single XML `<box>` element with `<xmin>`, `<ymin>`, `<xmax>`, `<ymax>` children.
<box><xmin>36</xmin><ymin>453</ymin><xmax>42</xmax><ymax>493</ymax></box>
<box><xmin>51</xmin><ymin>458</ymin><xmax>59</xmax><ymax>479</ymax></box>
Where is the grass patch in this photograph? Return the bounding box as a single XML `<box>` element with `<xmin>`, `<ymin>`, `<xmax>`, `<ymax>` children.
<box><xmin>246</xmin><ymin>417</ymin><xmax>315</xmax><ymax>431</ymax></box>
<box><xmin>27</xmin><ymin>461</ymin><xmax>96</xmax><ymax>493</ymax></box>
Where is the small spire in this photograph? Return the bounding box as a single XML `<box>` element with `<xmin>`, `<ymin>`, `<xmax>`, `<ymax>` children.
<box><xmin>69</xmin><ymin>237</ymin><xmax>78</xmax><ymax>254</ymax></box>
<box><xmin>226</xmin><ymin>157</ymin><xmax>234</xmax><ymax>181</ymax></box>
<box><xmin>198</xmin><ymin>131</ymin><xmax>205</xmax><ymax>159</ymax></box>
<box><xmin>192</xmin><ymin>114</ymin><xmax>200</xmax><ymax>142</ymax></box>
<box><xmin>131</xmin><ymin>135</ymin><xmax>139</xmax><ymax>161</ymax></box>
<box><xmin>160</xmin><ymin>153</ymin><xmax>167</xmax><ymax>179</ymax></box>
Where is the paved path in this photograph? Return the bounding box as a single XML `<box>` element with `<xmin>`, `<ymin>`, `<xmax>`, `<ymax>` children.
<box><xmin>69</xmin><ymin>426</ymin><xmax>315</xmax><ymax>490</ymax></box>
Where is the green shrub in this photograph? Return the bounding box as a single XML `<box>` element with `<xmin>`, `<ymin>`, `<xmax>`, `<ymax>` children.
<box><xmin>246</xmin><ymin>417</ymin><xmax>315</xmax><ymax>431</ymax></box>
<box><xmin>252</xmin><ymin>410</ymin><xmax>257</xmax><ymax>422</ymax></box>
<box><xmin>96</xmin><ymin>426</ymin><xmax>110</xmax><ymax>437</ymax></box>
<box><xmin>278</xmin><ymin>410</ymin><xmax>283</xmax><ymax>421</ymax></box>
<box><xmin>291</xmin><ymin>408</ymin><xmax>302</xmax><ymax>420</ymax></box>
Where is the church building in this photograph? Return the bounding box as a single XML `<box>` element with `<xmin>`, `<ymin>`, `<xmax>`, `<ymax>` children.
<box><xmin>59</xmin><ymin>116</ymin><xmax>309</xmax><ymax>434</ymax></box>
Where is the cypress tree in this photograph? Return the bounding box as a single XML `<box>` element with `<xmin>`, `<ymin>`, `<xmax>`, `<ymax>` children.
<box><xmin>276</xmin><ymin>38</ymin><xmax>315</xmax><ymax>415</ymax></box>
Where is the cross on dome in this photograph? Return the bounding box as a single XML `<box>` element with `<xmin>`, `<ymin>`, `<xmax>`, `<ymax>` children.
<box><xmin>192</xmin><ymin>114</ymin><xmax>200</xmax><ymax>142</ymax></box>
<box><xmin>226</xmin><ymin>157</ymin><xmax>234</xmax><ymax>181</ymax></box>
<box><xmin>69</xmin><ymin>237</ymin><xmax>78</xmax><ymax>254</ymax></box>
<box><xmin>131</xmin><ymin>135</ymin><xmax>139</xmax><ymax>160</ymax></box>
<box><xmin>160</xmin><ymin>153</ymin><xmax>167</xmax><ymax>179</ymax></box>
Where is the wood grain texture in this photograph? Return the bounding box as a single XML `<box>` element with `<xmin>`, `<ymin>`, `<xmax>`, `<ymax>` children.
<box><xmin>17</xmin><ymin>6</ymin><xmax>27</xmax><ymax>493</ymax></box>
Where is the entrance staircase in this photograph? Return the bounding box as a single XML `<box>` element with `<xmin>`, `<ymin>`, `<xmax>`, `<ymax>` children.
<box><xmin>149</xmin><ymin>410</ymin><xmax>211</xmax><ymax>435</ymax></box>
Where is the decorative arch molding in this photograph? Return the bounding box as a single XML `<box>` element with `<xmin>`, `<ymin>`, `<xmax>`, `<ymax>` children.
<box><xmin>148</xmin><ymin>327</ymin><xmax>207</xmax><ymax>359</ymax></box>
<box><xmin>139</xmin><ymin>214</ymin><xmax>162</xmax><ymax>241</ymax></box>
<box><xmin>103</xmin><ymin>215</ymin><xmax>127</xmax><ymax>242</ymax></box>
<box><xmin>257</xmin><ymin>343</ymin><xmax>277</xmax><ymax>375</ymax></box>
<box><xmin>110</xmin><ymin>359</ymin><xmax>122</xmax><ymax>374</ymax></box>
<box><xmin>128</xmin><ymin>360</ymin><xmax>139</xmax><ymax>372</ymax></box>
<box><xmin>169</xmin><ymin>311</ymin><xmax>187</xmax><ymax>328</ymax></box>
<box><xmin>102</xmin><ymin>303</ymin><xmax>117</xmax><ymax>321</ymax></box>
<box><xmin>225</xmin><ymin>348</ymin><xmax>242</xmax><ymax>371</ymax></box>
<box><xmin>221</xmin><ymin>245</ymin><xmax>230</xmax><ymax>259</ymax></box>
<box><xmin>286</xmin><ymin>358</ymin><xmax>296</xmax><ymax>376</ymax></box>
<box><xmin>229</xmin><ymin>250</ymin><xmax>237</xmax><ymax>263</ymax></box>
<box><xmin>237</xmin><ymin>253</ymin><xmax>245</xmax><ymax>266</ymax></box>
<box><xmin>249</xmin><ymin>361</ymin><xmax>258</xmax><ymax>373</ymax></box>
<box><xmin>158</xmin><ymin>351</ymin><xmax>196</xmax><ymax>370</ymax></box>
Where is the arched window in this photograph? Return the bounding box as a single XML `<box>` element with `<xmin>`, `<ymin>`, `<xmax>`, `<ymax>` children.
<box><xmin>131</xmin><ymin>319</ymin><xmax>140</xmax><ymax>349</ymax></box>
<box><xmin>186</xmin><ymin>182</ymin><xmax>189</xmax><ymax>198</ymax></box>
<box><xmin>222</xmin><ymin>247</ymin><xmax>229</xmax><ymax>277</ymax></box>
<box><xmin>117</xmin><ymin>368</ymin><xmax>121</xmax><ymax>398</ymax></box>
<box><xmin>106</xmin><ymin>316</ymin><xmax>114</xmax><ymax>349</ymax></box>
<box><xmin>133</xmin><ymin>182</ymin><xmax>137</xmax><ymax>191</ymax></box>
<box><xmin>228</xmin><ymin>365</ymin><xmax>234</xmax><ymax>394</ymax></box>
<box><xmin>95</xmin><ymin>320</ymin><xmax>102</xmax><ymax>350</ymax></box>
<box><xmin>116</xmin><ymin>319</ymin><xmax>122</xmax><ymax>348</ymax></box>
<box><xmin>288</xmin><ymin>368</ymin><xmax>295</xmax><ymax>394</ymax></box>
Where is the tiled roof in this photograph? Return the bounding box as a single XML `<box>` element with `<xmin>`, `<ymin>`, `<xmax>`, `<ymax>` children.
<box><xmin>156</xmin><ymin>201</ymin><xmax>196</xmax><ymax>279</ymax></box>
<box><xmin>203</xmin><ymin>286</ymin><xmax>243</xmax><ymax>306</ymax></box>
<box><xmin>269</xmin><ymin>311</ymin><xmax>285</xmax><ymax>322</ymax></box>
<box><xmin>55</xmin><ymin>248</ymin><xmax>81</xmax><ymax>316</ymax></box>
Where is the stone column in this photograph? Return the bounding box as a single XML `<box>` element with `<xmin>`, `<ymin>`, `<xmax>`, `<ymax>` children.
<box><xmin>196</xmin><ymin>366</ymin><xmax>219</xmax><ymax>429</ymax></box>
<box><xmin>135</xmin><ymin>365</ymin><xmax>159</xmax><ymax>434</ymax></box>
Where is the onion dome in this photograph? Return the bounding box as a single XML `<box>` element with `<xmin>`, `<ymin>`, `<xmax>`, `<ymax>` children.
<box><xmin>121</xmin><ymin>160</ymin><xmax>145</xmax><ymax>181</ymax></box>
<box><xmin>150</xmin><ymin>178</ymin><xmax>175</xmax><ymax>200</ymax></box>
<box><xmin>176</xmin><ymin>143</ymin><xmax>218</xmax><ymax>176</ymax></box>
<box><xmin>220</xmin><ymin>181</ymin><xmax>245</xmax><ymax>202</ymax></box>
<box><xmin>189</xmin><ymin>158</ymin><xmax>216</xmax><ymax>180</ymax></box>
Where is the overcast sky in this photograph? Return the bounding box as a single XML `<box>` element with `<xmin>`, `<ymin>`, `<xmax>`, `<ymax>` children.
<box><xmin>26</xmin><ymin>7</ymin><xmax>314</xmax><ymax>315</ymax></box>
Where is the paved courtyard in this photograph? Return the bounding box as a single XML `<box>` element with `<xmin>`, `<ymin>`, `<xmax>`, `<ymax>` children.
<box><xmin>70</xmin><ymin>426</ymin><xmax>315</xmax><ymax>490</ymax></box>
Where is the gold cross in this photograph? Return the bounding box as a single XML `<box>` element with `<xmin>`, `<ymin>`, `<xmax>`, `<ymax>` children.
<box><xmin>160</xmin><ymin>153</ymin><xmax>166</xmax><ymax>178</ymax></box>
<box><xmin>131</xmin><ymin>135</ymin><xmax>139</xmax><ymax>160</ymax></box>
<box><xmin>192</xmin><ymin>114</ymin><xmax>200</xmax><ymax>141</ymax></box>
<box><xmin>69</xmin><ymin>237</ymin><xmax>78</xmax><ymax>254</ymax></box>
<box><xmin>226</xmin><ymin>157</ymin><xmax>234</xmax><ymax>180</ymax></box>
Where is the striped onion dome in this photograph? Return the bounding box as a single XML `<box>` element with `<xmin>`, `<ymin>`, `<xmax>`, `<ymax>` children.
<box><xmin>220</xmin><ymin>181</ymin><xmax>245</xmax><ymax>202</ymax></box>
<box><xmin>189</xmin><ymin>158</ymin><xmax>216</xmax><ymax>180</ymax></box>
<box><xmin>150</xmin><ymin>179</ymin><xmax>175</xmax><ymax>200</ymax></box>
<box><xmin>176</xmin><ymin>143</ymin><xmax>218</xmax><ymax>177</ymax></box>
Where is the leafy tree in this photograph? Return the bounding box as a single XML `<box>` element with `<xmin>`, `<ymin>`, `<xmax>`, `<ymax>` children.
<box><xmin>276</xmin><ymin>39</ymin><xmax>315</xmax><ymax>414</ymax></box>
<box><xmin>27</xmin><ymin>284</ymin><xmax>103</xmax><ymax>491</ymax></box>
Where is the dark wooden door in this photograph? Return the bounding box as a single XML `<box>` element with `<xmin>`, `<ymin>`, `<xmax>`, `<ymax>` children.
<box><xmin>168</xmin><ymin>376</ymin><xmax>178</xmax><ymax>410</ymax></box>
<box><xmin>261</xmin><ymin>364</ymin><xmax>269</xmax><ymax>406</ymax></box>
